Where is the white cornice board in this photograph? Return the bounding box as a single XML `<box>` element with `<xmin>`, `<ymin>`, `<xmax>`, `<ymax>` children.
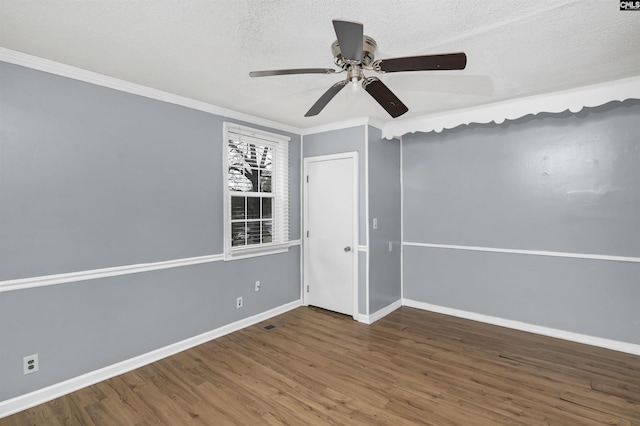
<box><xmin>382</xmin><ymin>76</ymin><xmax>640</xmax><ymax>138</ymax></box>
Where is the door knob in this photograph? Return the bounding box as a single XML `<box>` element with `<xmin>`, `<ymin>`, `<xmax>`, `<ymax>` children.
<box><xmin>344</xmin><ymin>246</ymin><xmax>352</xmax><ymax>252</ymax></box>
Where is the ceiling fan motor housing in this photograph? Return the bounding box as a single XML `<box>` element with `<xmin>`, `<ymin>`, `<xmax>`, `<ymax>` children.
<box><xmin>332</xmin><ymin>36</ymin><xmax>377</xmax><ymax>69</ymax></box>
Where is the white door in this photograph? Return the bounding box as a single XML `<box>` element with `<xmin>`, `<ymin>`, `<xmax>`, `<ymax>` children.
<box><xmin>304</xmin><ymin>153</ymin><xmax>358</xmax><ymax>317</ymax></box>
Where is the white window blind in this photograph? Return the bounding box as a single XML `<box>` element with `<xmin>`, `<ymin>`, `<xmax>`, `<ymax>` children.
<box><xmin>223</xmin><ymin>123</ymin><xmax>289</xmax><ymax>259</ymax></box>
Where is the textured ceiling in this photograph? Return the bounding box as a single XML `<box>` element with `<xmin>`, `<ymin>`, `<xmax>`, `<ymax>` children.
<box><xmin>1</xmin><ymin>0</ymin><xmax>639</xmax><ymax>129</ymax></box>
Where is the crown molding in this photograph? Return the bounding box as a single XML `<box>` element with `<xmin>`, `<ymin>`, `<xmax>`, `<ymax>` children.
<box><xmin>300</xmin><ymin>117</ymin><xmax>371</xmax><ymax>135</ymax></box>
<box><xmin>300</xmin><ymin>116</ymin><xmax>386</xmax><ymax>136</ymax></box>
<box><xmin>0</xmin><ymin>48</ymin><xmax>301</xmax><ymax>135</ymax></box>
<box><xmin>382</xmin><ymin>75</ymin><xmax>640</xmax><ymax>139</ymax></box>
<box><xmin>367</xmin><ymin>117</ymin><xmax>385</xmax><ymax>132</ymax></box>
<box><xmin>4</xmin><ymin>48</ymin><xmax>638</xmax><ymax>142</ymax></box>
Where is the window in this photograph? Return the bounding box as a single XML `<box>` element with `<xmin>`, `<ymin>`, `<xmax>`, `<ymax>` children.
<box><xmin>223</xmin><ymin>123</ymin><xmax>289</xmax><ymax>259</ymax></box>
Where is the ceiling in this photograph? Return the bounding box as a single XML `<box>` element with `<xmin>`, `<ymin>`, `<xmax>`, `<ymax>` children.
<box><xmin>1</xmin><ymin>0</ymin><xmax>639</xmax><ymax>129</ymax></box>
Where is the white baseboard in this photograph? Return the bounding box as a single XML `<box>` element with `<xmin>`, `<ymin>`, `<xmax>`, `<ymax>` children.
<box><xmin>402</xmin><ymin>299</ymin><xmax>640</xmax><ymax>356</ymax></box>
<box><xmin>0</xmin><ymin>300</ymin><xmax>302</xmax><ymax>419</ymax></box>
<box><xmin>357</xmin><ymin>299</ymin><xmax>402</xmax><ymax>325</ymax></box>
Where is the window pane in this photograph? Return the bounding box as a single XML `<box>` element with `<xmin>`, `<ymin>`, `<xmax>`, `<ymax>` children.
<box><xmin>247</xmin><ymin>197</ymin><xmax>260</xmax><ymax>219</ymax></box>
<box><xmin>228</xmin><ymin>140</ymin><xmax>248</xmax><ymax>166</ymax></box>
<box><xmin>242</xmin><ymin>168</ymin><xmax>259</xmax><ymax>192</ymax></box>
<box><xmin>247</xmin><ymin>144</ymin><xmax>258</xmax><ymax>167</ymax></box>
<box><xmin>247</xmin><ymin>222</ymin><xmax>261</xmax><ymax>245</ymax></box>
<box><xmin>263</xmin><ymin>151</ymin><xmax>273</xmax><ymax>170</ymax></box>
<box><xmin>262</xmin><ymin>198</ymin><xmax>272</xmax><ymax>219</ymax></box>
<box><xmin>228</xmin><ymin>140</ymin><xmax>252</xmax><ymax>192</ymax></box>
<box><xmin>228</xmin><ymin>140</ymin><xmax>273</xmax><ymax>193</ymax></box>
<box><xmin>228</xmin><ymin>170</ymin><xmax>252</xmax><ymax>192</ymax></box>
<box><xmin>260</xmin><ymin>169</ymin><xmax>272</xmax><ymax>193</ymax></box>
<box><xmin>231</xmin><ymin>222</ymin><xmax>246</xmax><ymax>247</ymax></box>
<box><xmin>231</xmin><ymin>197</ymin><xmax>245</xmax><ymax>219</ymax></box>
<box><xmin>262</xmin><ymin>221</ymin><xmax>273</xmax><ymax>243</ymax></box>
<box><xmin>253</xmin><ymin>144</ymin><xmax>272</xmax><ymax>170</ymax></box>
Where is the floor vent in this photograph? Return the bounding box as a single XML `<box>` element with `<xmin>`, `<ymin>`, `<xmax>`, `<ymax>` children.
<box><xmin>264</xmin><ymin>324</ymin><xmax>277</xmax><ymax>330</ymax></box>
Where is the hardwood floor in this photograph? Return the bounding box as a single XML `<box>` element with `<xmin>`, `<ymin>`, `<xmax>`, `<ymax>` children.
<box><xmin>3</xmin><ymin>306</ymin><xmax>639</xmax><ymax>425</ymax></box>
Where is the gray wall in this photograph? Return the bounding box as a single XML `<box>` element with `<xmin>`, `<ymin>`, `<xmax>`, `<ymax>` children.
<box><xmin>302</xmin><ymin>126</ymin><xmax>367</xmax><ymax>314</ymax></box>
<box><xmin>402</xmin><ymin>100</ymin><xmax>640</xmax><ymax>345</ymax></box>
<box><xmin>0</xmin><ymin>62</ymin><xmax>301</xmax><ymax>401</ymax></box>
<box><xmin>404</xmin><ymin>245</ymin><xmax>639</xmax><ymax>343</ymax></box>
<box><xmin>359</xmin><ymin>251</ymin><xmax>367</xmax><ymax>315</ymax></box>
<box><xmin>367</xmin><ymin>126</ymin><xmax>401</xmax><ymax>314</ymax></box>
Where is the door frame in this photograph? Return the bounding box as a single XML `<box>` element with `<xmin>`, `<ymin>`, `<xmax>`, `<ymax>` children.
<box><xmin>303</xmin><ymin>152</ymin><xmax>359</xmax><ymax>319</ymax></box>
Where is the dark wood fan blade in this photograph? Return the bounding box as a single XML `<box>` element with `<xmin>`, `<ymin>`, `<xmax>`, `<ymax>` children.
<box><xmin>362</xmin><ymin>77</ymin><xmax>408</xmax><ymax>118</ymax></box>
<box><xmin>305</xmin><ymin>80</ymin><xmax>348</xmax><ymax>117</ymax></box>
<box><xmin>374</xmin><ymin>52</ymin><xmax>467</xmax><ymax>73</ymax></box>
<box><xmin>250</xmin><ymin>68</ymin><xmax>337</xmax><ymax>77</ymax></box>
<box><xmin>332</xmin><ymin>19</ymin><xmax>363</xmax><ymax>62</ymax></box>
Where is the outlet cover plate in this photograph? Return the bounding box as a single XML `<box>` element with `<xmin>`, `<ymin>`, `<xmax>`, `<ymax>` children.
<box><xmin>23</xmin><ymin>354</ymin><xmax>39</xmax><ymax>375</ymax></box>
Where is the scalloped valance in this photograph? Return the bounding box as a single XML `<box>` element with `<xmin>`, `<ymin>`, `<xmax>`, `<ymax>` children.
<box><xmin>381</xmin><ymin>76</ymin><xmax>640</xmax><ymax>139</ymax></box>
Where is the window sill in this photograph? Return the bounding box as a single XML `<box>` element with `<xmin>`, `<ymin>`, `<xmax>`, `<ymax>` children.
<box><xmin>224</xmin><ymin>243</ymin><xmax>290</xmax><ymax>261</ymax></box>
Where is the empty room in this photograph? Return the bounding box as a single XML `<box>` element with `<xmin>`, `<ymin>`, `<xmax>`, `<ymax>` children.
<box><xmin>1</xmin><ymin>1</ymin><xmax>639</xmax><ymax>424</ymax></box>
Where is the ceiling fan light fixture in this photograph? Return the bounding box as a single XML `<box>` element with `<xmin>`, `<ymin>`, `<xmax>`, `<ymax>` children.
<box><xmin>347</xmin><ymin>64</ymin><xmax>363</xmax><ymax>92</ymax></box>
<box><xmin>351</xmin><ymin>76</ymin><xmax>359</xmax><ymax>92</ymax></box>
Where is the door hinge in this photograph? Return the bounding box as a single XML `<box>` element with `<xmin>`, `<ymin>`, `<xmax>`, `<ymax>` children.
<box><xmin>306</xmin><ymin>175</ymin><xmax>309</xmax><ymax>183</ymax></box>
<box><xmin>306</xmin><ymin>230</ymin><xmax>309</xmax><ymax>238</ymax></box>
<box><xmin>306</xmin><ymin>285</ymin><xmax>309</xmax><ymax>292</ymax></box>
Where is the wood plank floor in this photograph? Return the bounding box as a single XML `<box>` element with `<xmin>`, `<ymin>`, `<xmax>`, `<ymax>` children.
<box><xmin>3</xmin><ymin>306</ymin><xmax>639</xmax><ymax>425</ymax></box>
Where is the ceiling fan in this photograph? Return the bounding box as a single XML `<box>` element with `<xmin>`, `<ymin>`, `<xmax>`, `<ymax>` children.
<box><xmin>249</xmin><ymin>19</ymin><xmax>467</xmax><ymax>118</ymax></box>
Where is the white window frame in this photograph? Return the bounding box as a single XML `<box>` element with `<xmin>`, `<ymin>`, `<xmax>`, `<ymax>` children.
<box><xmin>223</xmin><ymin>123</ymin><xmax>290</xmax><ymax>260</ymax></box>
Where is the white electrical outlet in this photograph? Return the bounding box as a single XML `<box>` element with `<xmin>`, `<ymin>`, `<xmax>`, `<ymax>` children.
<box><xmin>255</xmin><ymin>280</ymin><xmax>261</xmax><ymax>292</ymax></box>
<box><xmin>373</xmin><ymin>218</ymin><xmax>378</xmax><ymax>229</ymax></box>
<box><xmin>23</xmin><ymin>354</ymin><xmax>39</xmax><ymax>375</ymax></box>
<box><xmin>236</xmin><ymin>296</ymin><xmax>243</xmax><ymax>308</ymax></box>
<box><xmin>389</xmin><ymin>241</ymin><xmax>393</xmax><ymax>252</ymax></box>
